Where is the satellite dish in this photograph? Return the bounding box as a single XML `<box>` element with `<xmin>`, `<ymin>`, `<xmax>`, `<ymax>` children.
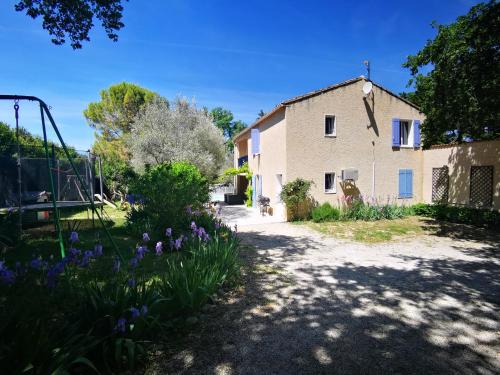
<box><xmin>362</xmin><ymin>81</ymin><xmax>373</xmax><ymax>95</ymax></box>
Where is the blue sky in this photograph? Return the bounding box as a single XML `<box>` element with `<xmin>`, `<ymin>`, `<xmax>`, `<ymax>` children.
<box><xmin>0</xmin><ymin>0</ymin><xmax>480</xmax><ymax>150</ymax></box>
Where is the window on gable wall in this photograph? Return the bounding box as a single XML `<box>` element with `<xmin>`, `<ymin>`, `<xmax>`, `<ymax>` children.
<box><xmin>400</xmin><ymin>120</ymin><xmax>410</xmax><ymax>146</ymax></box>
<box><xmin>325</xmin><ymin>115</ymin><xmax>336</xmax><ymax>136</ymax></box>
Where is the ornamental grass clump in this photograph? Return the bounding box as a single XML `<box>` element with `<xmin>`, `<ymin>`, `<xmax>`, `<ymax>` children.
<box><xmin>0</xmin><ymin>212</ymin><xmax>239</xmax><ymax>374</ymax></box>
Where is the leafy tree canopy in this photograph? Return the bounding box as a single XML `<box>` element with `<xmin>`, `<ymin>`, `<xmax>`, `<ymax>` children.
<box><xmin>210</xmin><ymin>107</ymin><xmax>246</xmax><ymax>150</ymax></box>
<box><xmin>129</xmin><ymin>97</ymin><xmax>227</xmax><ymax>179</ymax></box>
<box><xmin>257</xmin><ymin>109</ymin><xmax>266</xmax><ymax>119</ymax></box>
<box><xmin>403</xmin><ymin>1</ymin><xmax>500</xmax><ymax>147</ymax></box>
<box><xmin>0</xmin><ymin>121</ymin><xmax>77</xmax><ymax>158</ymax></box>
<box><xmin>15</xmin><ymin>0</ymin><xmax>127</xmax><ymax>49</ymax></box>
<box><xmin>84</xmin><ymin>82</ymin><xmax>159</xmax><ymax>141</ymax></box>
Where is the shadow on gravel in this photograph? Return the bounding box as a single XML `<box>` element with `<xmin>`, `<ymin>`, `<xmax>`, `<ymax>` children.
<box><xmin>149</xmin><ymin>225</ymin><xmax>500</xmax><ymax>375</ymax></box>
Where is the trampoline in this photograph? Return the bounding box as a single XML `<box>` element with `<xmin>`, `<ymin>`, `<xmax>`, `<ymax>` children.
<box><xmin>0</xmin><ymin>95</ymin><xmax>123</xmax><ymax>260</ymax></box>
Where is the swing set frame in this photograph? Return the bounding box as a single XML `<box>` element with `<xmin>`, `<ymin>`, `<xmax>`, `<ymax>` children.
<box><xmin>0</xmin><ymin>95</ymin><xmax>123</xmax><ymax>261</ymax></box>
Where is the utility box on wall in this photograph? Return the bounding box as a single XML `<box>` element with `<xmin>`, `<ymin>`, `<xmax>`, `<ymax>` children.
<box><xmin>341</xmin><ymin>168</ymin><xmax>359</xmax><ymax>181</ymax></box>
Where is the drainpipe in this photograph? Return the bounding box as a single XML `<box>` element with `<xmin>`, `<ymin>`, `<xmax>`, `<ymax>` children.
<box><xmin>372</xmin><ymin>141</ymin><xmax>376</xmax><ymax>197</ymax></box>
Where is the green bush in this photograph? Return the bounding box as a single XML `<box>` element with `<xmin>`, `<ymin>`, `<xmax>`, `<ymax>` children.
<box><xmin>127</xmin><ymin>162</ymin><xmax>209</xmax><ymax>236</ymax></box>
<box><xmin>412</xmin><ymin>203</ymin><xmax>500</xmax><ymax>227</ymax></box>
<box><xmin>339</xmin><ymin>197</ymin><xmax>413</xmax><ymax>221</ymax></box>
<box><xmin>280</xmin><ymin>178</ymin><xmax>313</xmax><ymax>221</ymax></box>
<box><xmin>312</xmin><ymin>203</ymin><xmax>340</xmax><ymax>222</ymax></box>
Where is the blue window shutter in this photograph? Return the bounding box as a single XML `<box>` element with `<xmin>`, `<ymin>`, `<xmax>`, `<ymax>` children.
<box><xmin>392</xmin><ymin>118</ymin><xmax>400</xmax><ymax>147</ymax></box>
<box><xmin>399</xmin><ymin>169</ymin><xmax>413</xmax><ymax>198</ymax></box>
<box><xmin>399</xmin><ymin>170</ymin><xmax>406</xmax><ymax>197</ymax></box>
<box><xmin>413</xmin><ymin>120</ymin><xmax>421</xmax><ymax>147</ymax></box>
<box><xmin>251</xmin><ymin>128</ymin><xmax>260</xmax><ymax>154</ymax></box>
<box><xmin>407</xmin><ymin>169</ymin><xmax>413</xmax><ymax>197</ymax></box>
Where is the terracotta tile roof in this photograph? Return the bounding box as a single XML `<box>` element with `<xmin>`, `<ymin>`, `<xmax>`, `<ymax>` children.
<box><xmin>233</xmin><ymin>76</ymin><xmax>420</xmax><ymax>140</ymax></box>
<box><xmin>428</xmin><ymin>139</ymin><xmax>500</xmax><ymax>149</ymax></box>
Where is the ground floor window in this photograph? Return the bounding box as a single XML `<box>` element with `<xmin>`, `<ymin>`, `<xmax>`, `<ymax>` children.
<box><xmin>398</xmin><ymin>169</ymin><xmax>413</xmax><ymax>198</ymax></box>
<box><xmin>325</xmin><ymin>172</ymin><xmax>336</xmax><ymax>193</ymax></box>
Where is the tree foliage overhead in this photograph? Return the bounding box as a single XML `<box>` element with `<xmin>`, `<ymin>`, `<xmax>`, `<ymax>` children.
<box><xmin>129</xmin><ymin>97</ymin><xmax>227</xmax><ymax>179</ymax></box>
<box><xmin>210</xmin><ymin>107</ymin><xmax>246</xmax><ymax>150</ymax></box>
<box><xmin>15</xmin><ymin>0</ymin><xmax>127</xmax><ymax>49</ymax></box>
<box><xmin>403</xmin><ymin>1</ymin><xmax>500</xmax><ymax>147</ymax></box>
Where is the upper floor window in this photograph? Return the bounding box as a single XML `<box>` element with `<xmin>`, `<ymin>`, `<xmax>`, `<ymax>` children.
<box><xmin>325</xmin><ymin>115</ymin><xmax>336</xmax><ymax>136</ymax></box>
<box><xmin>392</xmin><ymin>118</ymin><xmax>421</xmax><ymax>148</ymax></box>
<box><xmin>400</xmin><ymin>120</ymin><xmax>411</xmax><ymax>146</ymax></box>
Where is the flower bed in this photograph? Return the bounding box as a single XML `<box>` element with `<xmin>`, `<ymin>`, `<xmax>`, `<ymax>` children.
<box><xmin>0</xmin><ymin>213</ymin><xmax>239</xmax><ymax>373</ymax></box>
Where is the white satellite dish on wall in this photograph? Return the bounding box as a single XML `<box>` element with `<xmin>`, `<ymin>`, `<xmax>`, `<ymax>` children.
<box><xmin>362</xmin><ymin>81</ymin><xmax>373</xmax><ymax>95</ymax></box>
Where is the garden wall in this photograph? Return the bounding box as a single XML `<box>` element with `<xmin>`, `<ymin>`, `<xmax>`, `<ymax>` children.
<box><xmin>422</xmin><ymin>139</ymin><xmax>500</xmax><ymax>210</ymax></box>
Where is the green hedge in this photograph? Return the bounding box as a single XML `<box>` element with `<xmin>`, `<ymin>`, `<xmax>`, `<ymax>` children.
<box><xmin>311</xmin><ymin>203</ymin><xmax>340</xmax><ymax>222</ymax></box>
<box><xmin>412</xmin><ymin>203</ymin><xmax>500</xmax><ymax>227</ymax></box>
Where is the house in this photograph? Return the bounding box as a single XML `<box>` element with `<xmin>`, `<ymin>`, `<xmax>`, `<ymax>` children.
<box><xmin>233</xmin><ymin>77</ymin><xmax>500</xmax><ymax>218</ymax></box>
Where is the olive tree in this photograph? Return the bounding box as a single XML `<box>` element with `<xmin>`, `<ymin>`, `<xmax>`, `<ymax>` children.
<box><xmin>128</xmin><ymin>97</ymin><xmax>226</xmax><ymax>179</ymax></box>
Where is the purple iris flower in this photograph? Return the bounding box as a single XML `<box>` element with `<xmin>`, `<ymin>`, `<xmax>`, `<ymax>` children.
<box><xmin>127</xmin><ymin>278</ymin><xmax>136</xmax><ymax>287</ymax></box>
<box><xmin>190</xmin><ymin>221</ymin><xmax>197</xmax><ymax>230</ymax></box>
<box><xmin>30</xmin><ymin>258</ymin><xmax>43</xmax><ymax>270</ymax></box>
<box><xmin>165</xmin><ymin>228</ymin><xmax>172</xmax><ymax>237</ymax></box>
<box><xmin>129</xmin><ymin>257</ymin><xmax>139</xmax><ymax>268</ymax></box>
<box><xmin>115</xmin><ymin>318</ymin><xmax>127</xmax><ymax>333</ymax></box>
<box><xmin>69</xmin><ymin>231</ymin><xmax>79</xmax><ymax>243</ymax></box>
<box><xmin>94</xmin><ymin>244</ymin><xmax>103</xmax><ymax>257</ymax></box>
<box><xmin>130</xmin><ymin>307</ymin><xmax>140</xmax><ymax>320</ymax></box>
<box><xmin>0</xmin><ymin>262</ymin><xmax>16</xmax><ymax>285</ymax></box>
<box><xmin>0</xmin><ymin>268</ymin><xmax>15</xmax><ymax>285</ymax></box>
<box><xmin>215</xmin><ymin>221</ymin><xmax>221</xmax><ymax>230</ymax></box>
<box><xmin>113</xmin><ymin>257</ymin><xmax>121</xmax><ymax>273</ymax></box>
<box><xmin>174</xmin><ymin>237</ymin><xmax>182</xmax><ymax>250</ymax></box>
<box><xmin>193</xmin><ymin>209</ymin><xmax>200</xmax><ymax>216</ymax></box>
<box><xmin>136</xmin><ymin>246</ymin><xmax>147</xmax><ymax>260</ymax></box>
<box><xmin>46</xmin><ymin>262</ymin><xmax>65</xmax><ymax>288</ymax></box>
<box><xmin>126</xmin><ymin>194</ymin><xmax>135</xmax><ymax>204</ymax></box>
<box><xmin>140</xmin><ymin>305</ymin><xmax>148</xmax><ymax>316</ymax></box>
<box><xmin>186</xmin><ymin>206</ymin><xmax>193</xmax><ymax>215</ymax></box>
<box><xmin>142</xmin><ymin>233</ymin><xmax>150</xmax><ymax>242</ymax></box>
<box><xmin>155</xmin><ymin>241</ymin><xmax>163</xmax><ymax>255</ymax></box>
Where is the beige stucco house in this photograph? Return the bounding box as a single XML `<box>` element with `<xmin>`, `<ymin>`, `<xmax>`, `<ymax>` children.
<box><xmin>233</xmin><ymin>77</ymin><xmax>500</xmax><ymax>218</ymax></box>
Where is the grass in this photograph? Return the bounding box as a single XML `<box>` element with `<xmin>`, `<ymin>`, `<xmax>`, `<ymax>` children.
<box><xmin>5</xmin><ymin>206</ymin><xmax>136</xmax><ymax>263</ymax></box>
<box><xmin>305</xmin><ymin>216</ymin><xmax>427</xmax><ymax>243</ymax></box>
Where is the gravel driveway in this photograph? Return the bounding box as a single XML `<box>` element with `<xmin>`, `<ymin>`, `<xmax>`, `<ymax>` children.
<box><xmin>149</xmin><ymin>220</ymin><xmax>500</xmax><ymax>375</ymax></box>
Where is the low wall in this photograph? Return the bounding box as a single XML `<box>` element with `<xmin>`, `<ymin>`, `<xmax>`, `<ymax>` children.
<box><xmin>422</xmin><ymin>140</ymin><xmax>500</xmax><ymax>210</ymax></box>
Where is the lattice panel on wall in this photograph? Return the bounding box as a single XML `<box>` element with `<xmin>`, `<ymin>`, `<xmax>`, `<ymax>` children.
<box><xmin>432</xmin><ymin>167</ymin><xmax>449</xmax><ymax>203</ymax></box>
<box><xmin>470</xmin><ymin>166</ymin><xmax>494</xmax><ymax>207</ymax></box>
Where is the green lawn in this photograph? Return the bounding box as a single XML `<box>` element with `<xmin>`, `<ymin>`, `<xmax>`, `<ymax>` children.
<box><xmin>304</xmin><ymin>216</ymin><xmax>426</xmax><ymax>243</ymax></box>
<box><xmin>5</xmin><ymin>206</ymin><xmax>138</xmax><ymax>263</ymax></box>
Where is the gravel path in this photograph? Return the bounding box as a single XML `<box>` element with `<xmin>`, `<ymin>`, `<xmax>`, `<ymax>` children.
<box><xmin>148</xmin><ymin>220</ymin><xmax>500</xmax><ymax>375</ymax></box>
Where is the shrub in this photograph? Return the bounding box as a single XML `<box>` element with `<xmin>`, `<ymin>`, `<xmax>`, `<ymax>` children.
<box><xmin>280</xmin><ymin>178</ymin><xmax>313</xmax><ymax>221</ymax></box>
<box><xmin>339</xmin><ymin>197</ymin><xmax>413</xmax><ymax>221</ymax></box>
<box><xmin>412</xmin><ymin>203</ymin><xmax>500</xmax><ymax>227</ymax></box>
<box><xmin>311</xmin><ymin>203</ymin><xmax>340</xmax><ymax>222</ymax></box>
<box><xmin>127</xmin><ymin>162</ymin><xmax>209</xmax><ymax>236</ymax></box>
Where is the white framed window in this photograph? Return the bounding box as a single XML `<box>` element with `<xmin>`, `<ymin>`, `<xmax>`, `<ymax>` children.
<box><xmin>325</xmin><ymin>172</ymin><xmax>336</xmax><ymax>193</ymax></box>
<box><xmin>325</xmin><ymin>115</ymin><xmax>336</xmax><ymax>136</ymax></box>
<box><xmin>399</xmin><ymin>120</ymin><xmax>414</xmax><ymax>147</ymax></box>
